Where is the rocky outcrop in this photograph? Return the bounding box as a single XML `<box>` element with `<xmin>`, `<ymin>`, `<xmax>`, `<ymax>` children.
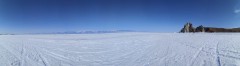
<box><xmin>180</xmin><ymin>23</ymin><xmax>195</xmax><ymax>33</ymax></box>
<box><xmin>180</xmin><ymin>23</ymin><xmax>240</xmax><ymax>33</ymax></box>
<box><xmin>195</xmin><ymin>25</ymin><xmax>205</xmax><ymax>32</ymax></box>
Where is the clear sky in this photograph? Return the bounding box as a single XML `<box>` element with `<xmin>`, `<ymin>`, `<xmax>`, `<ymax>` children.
<box><xmin>0</xmin><ymin>0</ymin><xmax>240</xmax><ymax>33</ymax></box>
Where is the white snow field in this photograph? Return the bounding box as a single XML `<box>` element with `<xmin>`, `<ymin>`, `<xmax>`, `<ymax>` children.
<box><xmin>1</xmin><ymin>32</ymin><xmax>240</xmax><ymax>66</ymax></box>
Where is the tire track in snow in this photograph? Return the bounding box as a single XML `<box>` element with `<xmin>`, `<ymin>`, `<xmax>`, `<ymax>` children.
<box><xmin>0</xmin><ymin>42</ymin><xmax>22</xmax><ymax>66</ymax></box>
<box><xmin>188</xmin><ymin>46</ymin><xmax>240</xmax><ymax>61</ymax></box>
<box><xmin>221</xmin><ymin>50</ymin><xmax>240</xmax><ymax>55</ymax></box>
<box><xmin>41</xmin><ymin>48</ymin><xmax>75</xmax><ymax>65</ymax></box>
<box><xmin>179</xmin><ymin>41</ymin><xmax>209</xmax><ymax>66</ymax></box>
<box><xmin>20</xmin><ymin>40</ymin><xmax>50</xmax><ymax>66</ymax></box>
<box><xmin>20</xmin><ymin>42</ymin><xmax>25</xmax><ymax>66</ymax></box>
<box><xmin>38</xmin><ymin>54</ymin><xmax>48</xmax><ymax>66</ymax></box>
<box><xmin>216</xmin><ymin>42</ymin><xmax>221</xmax><ymax>66</ymax></box>
<box><xmin>0</xmin><ymin>44</ymin><xmax>21</xmax><ymax>66</ymax></box>
<box><xmin>33</xmin><ymin>47</ymin><xmax>49</xmax><ymax>66</ymax></box>
<box><xmin>189</xmin><ymin>45</ymin><xmax>204</xmax><ymax>66</ymax></box>
<box><xmin>180</xmin><ymin>40</ymin><xmax>240</xmax><ymax>61</ymax></box>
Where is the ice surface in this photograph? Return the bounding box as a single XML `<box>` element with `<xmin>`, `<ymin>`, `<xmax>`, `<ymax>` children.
<box><xmin>1</xmin><ymin>32</ymin><xmax>240</xmax><ymax>66</ymax></box>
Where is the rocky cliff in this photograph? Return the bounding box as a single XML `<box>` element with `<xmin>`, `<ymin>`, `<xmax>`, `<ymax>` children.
<box><xmin>180</xmin><ymin>23</ymin><xmax>195</xmax><ymax>33</ymax></box>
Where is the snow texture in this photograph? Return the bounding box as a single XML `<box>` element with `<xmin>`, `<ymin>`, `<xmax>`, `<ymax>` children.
<box><xmin>1</xmin><ymin>32</ymin><xmax>240</xmax><ymax>66</ymax></box>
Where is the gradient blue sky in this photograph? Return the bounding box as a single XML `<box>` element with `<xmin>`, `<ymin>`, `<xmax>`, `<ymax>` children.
<box><xmin>0</xmin><ymin>0</ymin><xmax>240</xmax><ymax>33</ymax></box>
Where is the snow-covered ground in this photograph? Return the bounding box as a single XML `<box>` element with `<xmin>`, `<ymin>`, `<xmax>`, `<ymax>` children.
<box><xmin>1</xmin><ymin>32</ymin><xmax>240</xmax><ymax>66</ymax></box>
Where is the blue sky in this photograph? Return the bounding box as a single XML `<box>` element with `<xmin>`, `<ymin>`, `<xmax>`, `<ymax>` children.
<box><xmin>0</xmin><ymin>0</ymin><xmax>240</xmax><ymax>33</ymax></box>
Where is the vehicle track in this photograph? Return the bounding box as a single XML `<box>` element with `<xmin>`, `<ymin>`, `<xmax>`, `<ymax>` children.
<box><xmin>216</xmin><ymin>42</ymin><xmax>221</xmax><ymax>66</ymax></box>
<box><xmin>189</xmin><ymin>45</ymin><xmax>204</xmax><ymax>66</ymax></box>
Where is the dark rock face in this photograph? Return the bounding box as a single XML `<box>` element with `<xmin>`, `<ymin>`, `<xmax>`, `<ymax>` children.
<box><xmin>180</xmin><ymin>23</ymin><xmax>195</xmax><ymax>33</ymax></box>
<box><xmin>195</xmin><ymin>25</ymin><xmax>205</xmax><ymax>32</ymax></box>
<box><xmin>180</xmin><ymin>23</ymin><xmax>240</xmax><ymax>33</ymax></box>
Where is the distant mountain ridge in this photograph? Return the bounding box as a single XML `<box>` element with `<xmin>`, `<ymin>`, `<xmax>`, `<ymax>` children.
<box><xmin>28</xmin><ymin>30</ymin><xmax>136</xmax><ymax>34</ymax></box>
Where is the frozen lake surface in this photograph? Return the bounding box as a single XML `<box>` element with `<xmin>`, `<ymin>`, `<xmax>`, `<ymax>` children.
<box><xmin>1</xmin><ymin>32</ymin><xmax>240</xmax><ymax>66</ymax></box>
